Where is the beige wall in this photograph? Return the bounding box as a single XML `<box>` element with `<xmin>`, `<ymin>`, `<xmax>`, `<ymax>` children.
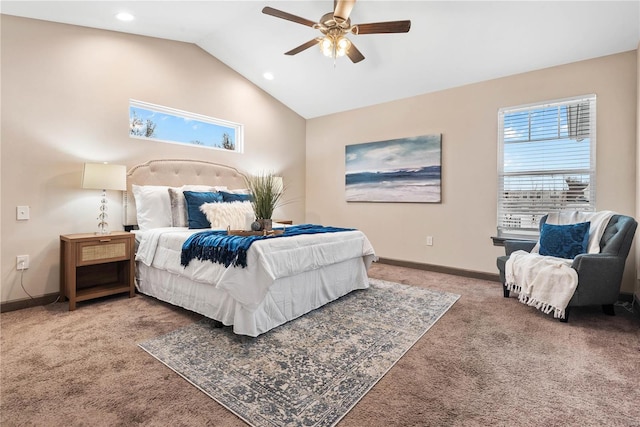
<box><xmin>637</xmin><ymin>42</ymin><xmax>640</xmax><ymax>299</ymax></box>
<box><xmin>0</xmin><ymin>16</ymin><xmax>306</xmax><ymax>303</ymax></box>
<box><xmin>306</xmin><ymin>51</ymin><xmax>638</xmax><ymax>293</ymax></box>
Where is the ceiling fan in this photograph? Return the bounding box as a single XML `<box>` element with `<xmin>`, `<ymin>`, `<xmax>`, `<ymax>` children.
<box><xmin>262</xmin><ymin>0</ymin><xmax>411</xmax><ymax>64</ymax></box>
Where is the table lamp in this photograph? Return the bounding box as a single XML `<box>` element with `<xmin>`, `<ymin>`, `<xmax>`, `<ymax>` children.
<box><xmin>81</xmin><ymin>163</ymin><xmax>126</xmax><ymax>234</ymax></box>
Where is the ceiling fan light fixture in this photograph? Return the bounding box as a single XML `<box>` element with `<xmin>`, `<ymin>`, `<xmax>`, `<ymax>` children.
<box><xmin>320</xmin><ymin>37</ymin><xmax>334</xmax><ymax>57</ymax></box>
<box><xmin>320</xmin><ymin>35</ymin><xmax>351</xmax><ymax>58</ymax></box>
<box><xmin>336</xmin><ymin>37</ymin><xmax>351</xmax><ymax>57</ymax></box>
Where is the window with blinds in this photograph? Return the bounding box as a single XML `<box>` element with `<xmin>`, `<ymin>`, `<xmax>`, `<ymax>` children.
<box><xmin>497</xmin><ymin>95</ymin><xmax>596</xmax><ymax>237</ymax></box>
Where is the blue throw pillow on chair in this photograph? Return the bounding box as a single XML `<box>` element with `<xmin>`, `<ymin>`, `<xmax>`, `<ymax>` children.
<box><xmin>183</xmin><ymin>191</ymin><xmax>224</xmax><ymax>229</ymax></box>
<box><xmin>539</xmin><ymin>221</ymin><xmax>590</xmax><ymax>259</ymax></box>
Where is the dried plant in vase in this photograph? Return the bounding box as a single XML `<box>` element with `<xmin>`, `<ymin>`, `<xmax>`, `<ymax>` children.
<box><xmin>246</xmin><ymin>172</ymin><xmax>284</xmax><ymax>231</ymax></box>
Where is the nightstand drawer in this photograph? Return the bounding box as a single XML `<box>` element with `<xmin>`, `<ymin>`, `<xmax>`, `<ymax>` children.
<box><xmin>76</xmin><ymin>238</ymin><xmax>130</xmax><ymax>266</ymax></box>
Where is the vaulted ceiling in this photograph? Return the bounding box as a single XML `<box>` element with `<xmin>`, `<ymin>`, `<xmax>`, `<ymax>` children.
<box><xmin>2</xmin><ymin>1</ymin><xmax>639</xmax><ymax>118</ymax></box>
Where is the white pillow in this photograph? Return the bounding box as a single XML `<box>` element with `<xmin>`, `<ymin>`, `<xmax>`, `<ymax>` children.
<box><xmin>200</xmin><ymin>201</ymin><xmax>254</xmax><ymax>230</ymax></box>
<box><xmin>168</xmin><ymin>185</ymin><xmax>225</xmax><ymax>227</ymax></box>
<box><xmin>132</xmin><ymin>185</ymin><xmax>174</xmax><ymax>231</ymax></box>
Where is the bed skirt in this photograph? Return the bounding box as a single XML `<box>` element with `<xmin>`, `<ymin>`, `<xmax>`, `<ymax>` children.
<box><xmin>135</xmin><ymin>257</ymin><xmax>371</xmax><ymax>337</ymax></box>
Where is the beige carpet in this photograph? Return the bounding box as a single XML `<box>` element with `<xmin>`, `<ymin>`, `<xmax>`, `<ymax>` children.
<box><xmin>2</xmin><ymin>263</ymin><xmax>640</xmax><ymax>426</ymax></box>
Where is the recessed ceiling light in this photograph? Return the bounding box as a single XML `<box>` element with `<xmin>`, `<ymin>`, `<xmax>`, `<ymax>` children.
<box><xmin>116</xmin><ymin>12</ymin><xmax>135</xmax><ymax>22</ymax></box>
<box><xmin>263</xmin><ymin>72</ymin><xmax>274</xmax><ymax>81</ymax></box>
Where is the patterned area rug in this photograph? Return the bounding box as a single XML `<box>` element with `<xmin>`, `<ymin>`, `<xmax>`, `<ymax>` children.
<box><xmin>139</xmin><ymin>278</ymin><xmax>459</xmax><ymax>427</ymax></box>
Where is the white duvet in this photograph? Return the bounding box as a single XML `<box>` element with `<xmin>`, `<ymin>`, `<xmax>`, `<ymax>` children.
<box><xmin>135</xmin><ymin>226</ymin><xmax>377</xmax><ymax>312</ymax></box>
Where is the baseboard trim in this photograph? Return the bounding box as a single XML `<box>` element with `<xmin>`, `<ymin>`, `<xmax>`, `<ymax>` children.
<box><xmin>376</xmin><ymin>257</ymin><xmax>501</xmax><ymax>282</ymax></box>
<box><xmin>0</xmin><ymin>293</ymin><xmax>60</xmax><ymax>313</ymax></box>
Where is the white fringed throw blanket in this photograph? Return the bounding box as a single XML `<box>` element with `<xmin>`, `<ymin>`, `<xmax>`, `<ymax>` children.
<box><xmin>505</xmin><ymin>211</ymin><xmax>615</xmax><ymax>319</ymax></box>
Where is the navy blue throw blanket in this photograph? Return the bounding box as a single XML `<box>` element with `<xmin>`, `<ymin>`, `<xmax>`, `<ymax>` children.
<box><xmin>181</xmin><ymin>224</ymin><xmax>355</xmax><ymax>268</ymax></box>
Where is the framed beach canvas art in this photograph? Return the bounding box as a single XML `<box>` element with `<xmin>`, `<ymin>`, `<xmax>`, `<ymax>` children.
<box><xmin>345</xmin><ymin>134</ymin><xmax>442</xmax><ymax>203</ymax></box>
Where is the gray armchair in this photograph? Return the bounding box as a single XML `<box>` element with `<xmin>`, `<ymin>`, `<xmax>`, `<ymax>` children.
<box><xmin>496</xmin><ymin>214</ymin><xmax>637</xmax><ymax>322</ymax></box>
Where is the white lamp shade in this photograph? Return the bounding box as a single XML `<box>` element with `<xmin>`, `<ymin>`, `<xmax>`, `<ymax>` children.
<box><xmin>81</xmin><ymin>163</ymin><xmax>126</xmax><ymax>191</ymax></box>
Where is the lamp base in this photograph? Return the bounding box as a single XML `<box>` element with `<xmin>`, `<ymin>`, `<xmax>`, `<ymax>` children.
<box><xmin>96</xmin><ymin>190</ymin><xmax>110</xmax><ymax>235</ymax></box>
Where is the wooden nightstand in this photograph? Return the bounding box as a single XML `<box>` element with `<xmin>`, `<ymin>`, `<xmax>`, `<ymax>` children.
<box><xmin>60</xmin><ymin>231</ymin><xmax>135</xmax><ymax>310</ymax></box>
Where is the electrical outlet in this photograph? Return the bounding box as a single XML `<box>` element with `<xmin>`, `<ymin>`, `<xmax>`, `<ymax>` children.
<box><xmin>426</xmin><ymin>236</ymin><xmax>433</xmax><ymax>246</ymax></box>
<box><xmin>16</xmin><ymin>255</ymin><xmax>29</xmax><ymax>270</ymax></box>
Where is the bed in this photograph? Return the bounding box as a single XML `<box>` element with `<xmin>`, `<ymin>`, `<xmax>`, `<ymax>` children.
<box><xmin>124</xmin><ymin>159</ymin><xmax>376</xmax><ymax>337</ymax></box>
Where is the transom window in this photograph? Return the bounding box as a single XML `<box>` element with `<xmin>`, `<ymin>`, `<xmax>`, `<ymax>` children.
<box><xmin>497</xmin><ymin>95</ymin><xmax>596</xmax><ymax>237</ymax></box>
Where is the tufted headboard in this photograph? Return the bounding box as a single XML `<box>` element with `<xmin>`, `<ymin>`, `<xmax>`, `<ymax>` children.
<box><xmin>123</xmin><ymin>159</ymin><xmax>249</xmax><ymax>227</ymax></box>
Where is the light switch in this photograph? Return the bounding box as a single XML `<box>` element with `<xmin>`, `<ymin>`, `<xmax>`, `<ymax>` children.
<box><xmin>17</xmin><ymin>206</ymin><xmax>30</xmax><ymax>220</ymax></box>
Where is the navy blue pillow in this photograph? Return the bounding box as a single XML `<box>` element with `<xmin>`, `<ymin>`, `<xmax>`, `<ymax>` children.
<box><xmin>219</xmin><ymin>191</ymin><xmax>253</xmax><ymax>203</ymax></box>
<box><xmin>183</xmin><ymin>191</ymin><xmax>223</xmax><ymax>229</ymax></box>
<box><xmin>539</xmin><ymin>221</ymin><xmax>590</xmax><ymax>259</ymax></box>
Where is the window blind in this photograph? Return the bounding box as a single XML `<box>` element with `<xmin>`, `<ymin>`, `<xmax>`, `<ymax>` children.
<box><xmin>497</xmin><ymin>95</ymin><xmax>596</xmax><ymax>236</ymax></box>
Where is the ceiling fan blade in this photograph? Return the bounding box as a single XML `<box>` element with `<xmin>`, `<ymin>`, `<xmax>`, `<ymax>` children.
<box><xmin>262</xmin><ymin>6</ymin><xmax>317</xmax><ymax>28</ymax></box>
<box><xmin>353</xmin><ymin>20</ymin><xmax>411</xmax><ymax>34</ymax></box>
<box><xmin>346</xmin><ymin>42</ymin><xmax>365</xmax><ymax>63</ymax></box>
<box><xmin>334</xmin><ymin>0</ymin><xmax>356</xmax><ymax>23</ymax></box>
<box><xmin>285</xmin><ymin>39</ymin><xmax>321</xmax><ymax>56</ymax></box>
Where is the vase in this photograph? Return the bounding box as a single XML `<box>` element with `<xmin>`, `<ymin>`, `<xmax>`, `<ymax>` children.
<box><xmin>258</xmin><ymin>218</ymin><xmax>272</xmax><ymax>231</ymax></box>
